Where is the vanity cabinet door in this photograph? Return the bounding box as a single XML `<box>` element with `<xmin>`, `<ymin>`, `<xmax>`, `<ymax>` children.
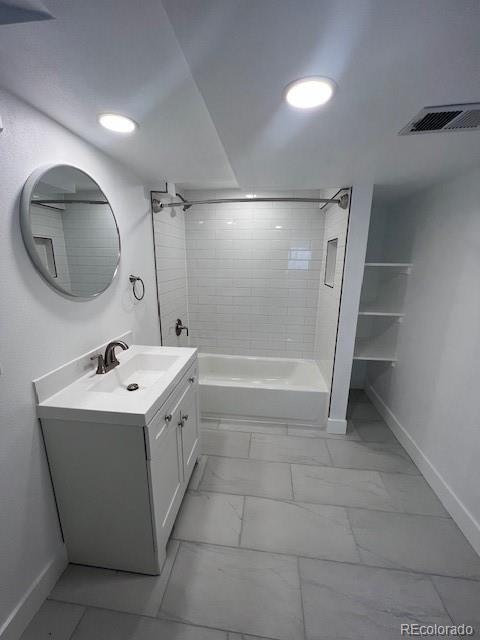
<box><xmin>179</xmin><ymin>376</ymin><xmax>200</xmax><ymax>480</ymax></box>
<box><xmin>146</xmin><ymin>361</ymin><xmax>199</xmax><ymax>559</ymax></box>
<box><xmin>148</xmin><ymin>410</ymin><xmax>183</xmax><ymax>547</ymax></box>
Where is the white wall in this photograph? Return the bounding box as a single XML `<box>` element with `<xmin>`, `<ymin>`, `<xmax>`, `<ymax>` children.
<box><xmin>366</xmin><ymin>168</ymin><xmax>480</xmax><ymax>553</ymax></box>
<box><xmin>184</xmin><ymin>190</ymin><xmax>324</xmax><ymax>358</ymax></box>
<box><xmin>328</xmin><ymin>184</ymin><xmax>373</xmax><ymax>433</ymax></box>
<box><xmin>314</xmin><ymin>202</ymin><xmax>348</xmax><ymax>384</ymax></box>
<box><xmin>0</xmin><ymin>89</ymin><xmax>159</xmax><ymax>638</ymax></box>
<box><xmin>153</xmin><ymin>200</ymin><xmax>189</xmax><ymax>347</ymax></box>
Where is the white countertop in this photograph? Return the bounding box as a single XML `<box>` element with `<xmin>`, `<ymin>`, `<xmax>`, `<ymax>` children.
<box><xmin>36</xmin><ymin>345</ymin><xmax>197</xmax><ymax>426</ymax></box>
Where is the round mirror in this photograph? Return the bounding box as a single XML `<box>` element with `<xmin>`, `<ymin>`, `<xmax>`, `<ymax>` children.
<box><xmin>20</xmin><ymin>165</ymin><xmax>120</xmax><ymax>298</ymax></box>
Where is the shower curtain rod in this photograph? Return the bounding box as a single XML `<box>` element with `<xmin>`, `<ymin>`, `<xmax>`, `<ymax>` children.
<box><xmin>33</xmin><ymin>199</ymin><xmax>109</xmax><ymax>205</ymax></box>
<box><xmin>152</xmin><ymin>193</ymin><xmax>350</xmax><ymax>213</ymax></box>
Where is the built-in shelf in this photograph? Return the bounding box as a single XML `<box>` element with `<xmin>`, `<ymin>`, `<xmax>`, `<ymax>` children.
<box><xmin>358</xmin><ymin>299</ymin><xmax>405</xmax><ymax>317</ymax></box>
<box><xmin>358</xmin><ymin>309</ymin><xmax>404</xmax><ymax>317</ymax></box>
<box><xmin>364</xmin><ymin>262</ymin><xmax>412</xmax><ymax>268</ymax></box>
<box><xmin>353</xmin><ymin>259</ymin><xmax>412</xmax><ymax>363</ymax></box>
<box><xmin>353</xmin><ymin>337</ymin><xmax>398</xmax><ymax>362</ymax></box>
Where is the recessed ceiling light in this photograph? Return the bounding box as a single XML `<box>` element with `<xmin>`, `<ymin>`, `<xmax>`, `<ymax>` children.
<box><xmin>245</xmin><ymin>193</ymin><xmax>257</xmax><ymax>199</ymax></box>
<box><xmin>98</xmin><ymin>113</ymin><xmax>138</xmax><ymax>133</ymax></box>
<box><xmin>284</xmin><ymin>77</ymin><xmax>336</xmax><ymax>109</ymax></box>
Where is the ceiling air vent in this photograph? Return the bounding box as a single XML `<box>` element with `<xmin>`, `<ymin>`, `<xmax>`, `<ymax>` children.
<box><xmin>399</xmin><ymin>103</ymin><xmax>480</xmax><ymax>135</ymax></box>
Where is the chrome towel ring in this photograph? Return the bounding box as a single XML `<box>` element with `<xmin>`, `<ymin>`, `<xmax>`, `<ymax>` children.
<box><xmin>129</xmin><ymin>274</ymin><xmax>145</xmax><ymax>301</ymax></box>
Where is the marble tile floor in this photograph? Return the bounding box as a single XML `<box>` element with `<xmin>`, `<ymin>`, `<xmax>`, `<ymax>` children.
<box><xmin>23</xmin><ymin>395</ymin><xmax>480</xmax><ymax>640</ymax></box>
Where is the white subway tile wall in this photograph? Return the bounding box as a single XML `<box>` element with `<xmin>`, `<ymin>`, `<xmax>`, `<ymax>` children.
<box><xmin>62</xmin><ymin>202</ymin><xmax>118</xmax><ymax>297</ymax></box>
<box><xmin>30</xmin><ymin>204</ymin><xmax>71</xmax><ymax>291</ymax></box>
<box><xmin>30</xmin><ymin>200</ymin><xmax>119</xmax><ymax>296</ymax></box>
<box><xmin>313</xmin><ymin>205</ymin><xmax>348</xmax><ymax>383</ymax></box>
<box><xmin>153</xmin><ymin>202</ymin><xmax>190</xmax><ymax>346</ymax></box>
<box><xmin>184</xmin><ymin>191</ymin><xmax>326</xmax><ymax>358</ymax></box>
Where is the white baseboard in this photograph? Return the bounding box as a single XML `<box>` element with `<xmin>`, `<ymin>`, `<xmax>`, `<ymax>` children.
<box><xmin>327</xmin><ymin>417</ymin><xmax>347</xmax><ymax>434</ymax></box>
<box><xmin>0</xmin><ymin>548</ymin><xmax>67</xmax><ymax>640</ymax></box>
<box><xmin>366</xmin><ymin>383</ymin><xmax>480</xmax><ymax>556</ymax></box>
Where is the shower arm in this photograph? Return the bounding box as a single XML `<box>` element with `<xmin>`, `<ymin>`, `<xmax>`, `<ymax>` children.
<box><xmin>151</xmin><ymin>193</ymin><xmax>350</xmax><ymax>213</ymax></box>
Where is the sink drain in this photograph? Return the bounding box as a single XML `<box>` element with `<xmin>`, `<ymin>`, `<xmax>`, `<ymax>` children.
<box><xmin>127</xmin><ymin>383</ymin><xmax>139</xmax><ymax>391</ymax></box>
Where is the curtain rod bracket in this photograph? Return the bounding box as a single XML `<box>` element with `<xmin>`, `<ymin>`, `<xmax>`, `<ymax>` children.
<box><xmin>338</xmin><ymin>193</ymin><xmax>350</xmax><ymax>210</ymax></box>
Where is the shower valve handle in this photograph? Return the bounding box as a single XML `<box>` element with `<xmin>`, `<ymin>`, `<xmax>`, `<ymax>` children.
<box><xmin>175</xmin><ymin>318</ymin><xmax>189</xmax><ymax>337</ymax></box>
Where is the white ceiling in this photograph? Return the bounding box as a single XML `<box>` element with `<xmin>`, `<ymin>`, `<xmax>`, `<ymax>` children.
<box><xmin>1</xmin><ymin>0</ymin><xmax>480</xmax><ymax>195</ymax></box>
<box><xmin>0</xmin><ymin>0</ymin><xmax>53</xmax><ymax>25</ymax></box>
<box><xmin>0</xmin><ymin>0</ymin><xmax>236</xmax><ymax>188</ymax></box>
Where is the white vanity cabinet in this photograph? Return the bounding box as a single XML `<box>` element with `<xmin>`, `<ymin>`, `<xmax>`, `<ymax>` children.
<box><xmin>41</xmin><ymin>357</ymin><xmax>199</xmax><ymax>575</ymax></box>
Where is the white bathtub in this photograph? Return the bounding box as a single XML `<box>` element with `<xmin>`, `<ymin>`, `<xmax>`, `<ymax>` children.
<box><xmin>199</xmin><ymin>353</ymin><xmax>329</xmax><ymax>426</ymax></box>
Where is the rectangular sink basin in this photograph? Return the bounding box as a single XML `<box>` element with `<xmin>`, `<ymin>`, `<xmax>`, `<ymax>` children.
<box><xmin>90</xmin><ymin>353</ymin><xmax>179</xmax><ymax>394</ymax></box>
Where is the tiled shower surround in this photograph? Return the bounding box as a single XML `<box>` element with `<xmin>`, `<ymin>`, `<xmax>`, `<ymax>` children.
<box><xmin>153</xmin><ymin>199</ymin><xmax>189</xmax><ymax>347</ymax></box>
<box><xmin>184</xmin><ymin>191</ymin><xmax>327</xmax><ymax>358</ymax></box>
<box><xmin>314</xmin><ymin>202</ymin><xmax>349</xmax><ymax>381</ymax></box>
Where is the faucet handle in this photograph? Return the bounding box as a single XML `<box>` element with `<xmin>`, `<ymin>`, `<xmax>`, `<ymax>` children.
<box><xmin>175</xmin><ymin>318</ymin><xmax>189</xmax><ymax>337</ymax></box>
<box><xmin>90</xmin><ymin>354</ymin><xmax>106</xmax><ymax>374</ymax></box>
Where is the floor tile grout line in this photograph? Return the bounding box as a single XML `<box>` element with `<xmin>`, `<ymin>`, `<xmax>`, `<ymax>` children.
<box><xmin>59</xmin><ymin>598</ymin><xmax>280</xmax><ymax>640</ymax></box>
<box><xmin>206</xmin><ymin>402</ymin><xmax>383</xmax><ymax>428</ymax></box>
<box><xmin>201</xmin><ymin>450</ymin><xmax>251</xmax><ymax>460</ymax></box>
<box><xmin>216</xmin><ymin>418</ymin><xmax>288</xmax><ymax>431</ymax></box>
<box><xmin>66</xmin><ymin>605</ymin><xmax>88</xmax><ymax>640</ymax></box>
<box><xmin>197</xmin><ymin>452</ymin><xmax>449</xmax><ymax>517</ymax></box>
<box><xmin>427</xmin><ymin>574</ymin><xmax>457</xmax><ymax>625</ymax></box>
<box><xmin>204</xmin><ymin>444</ymin><xmax>340</xmax><ymax>467</ymax></box>
<box><xmin>344</xmin><ymin>506</ymin><xmax>362</xmax><ymax>565</ymax></box>
<box><xmin>187</xmin><ymin>458</ymin><xmax>199</xmax><ymax>491</ymax></box>
<box><xmin>296</xmin><ymin>556</ymin><xmax>308</xmax><ymax>640</ymax></box>
<box><xmin>47</xmin><ymin>552</ymin><xmax>480</xmax><ymax>631</ymax></box>
<box><xmin>199</xmin><ymin>455</ymin><xmax>209</xmax><ymax>487</ymax></box>
<box><xmin>202</xmin><ymin>430</ymin><xmax>400</xmax><ymax>446</ymax></box>
<box><xmin>49</xmin><ymin>541</ymin><xmax>480</xmax><ymax>632</ymax></box>
<box><xmin>156</xmin><ymin>539</ymin><xmax>181</xmax><ymax>615</ymax></box>
<box><xmin>217</xmin><ymin>428</ymin><xmax>288</xmax><ymax>437</ymax></box>
<box><xmin>428</xmin><ymin>574</ymin><xmax>462</xmax><ymax>624</ymax></box>
<box><xmin>185</xmin><ymin>483</ymin><xmax>452</xmax><ymax>519</ymax></box>
<box><xmin>204</xmin><ymin>425</ymin><xmax>403</xmax><ymax>449</ymax></box>
<box><xmin>200</xmin><ymin>452</ymin><xmax>422</xmax><ymax>477</ymax></box>
<box><xmin>203</xmin><ymin>422</ymin><xmax>398</xmax><ymax>444</ymax></box>
<box><xmin>154</xmin><ymin>538</ymin><xmax>480</xmax><ymax>584</ymax></box>
<box><xmin>238</xmin><ymin>495</ymin><xmax>246</xmax><ymax>547</ymax></box>
<box><xmin>324</xmin><ymin>438</ymin><xmax>335</xmax><ymax>466</ymax></box>
<box><xmin>200</xmin><ymin>429</ymin><xmax>252</xmax><ymax>459</ymax></box>
<box><xmin>158</xmin><ymin>606</ymin><xmax>283</xmax><ymax>640</ymax></box>
<box><xmin>289</xmin><ymin>463</ymin><xmax>295</xmax><ymax>500</ymax></box>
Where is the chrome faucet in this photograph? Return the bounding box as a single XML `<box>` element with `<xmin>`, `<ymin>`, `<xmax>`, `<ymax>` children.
<box><xmin>90</xmin><ymin>340</ymin><xmax>129</xmax><ymax>374</ymax></box>
<box><xmin>104</xmin><ymin>341</ymin><xmax>129</xmax><ymax>370</ymax></box>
